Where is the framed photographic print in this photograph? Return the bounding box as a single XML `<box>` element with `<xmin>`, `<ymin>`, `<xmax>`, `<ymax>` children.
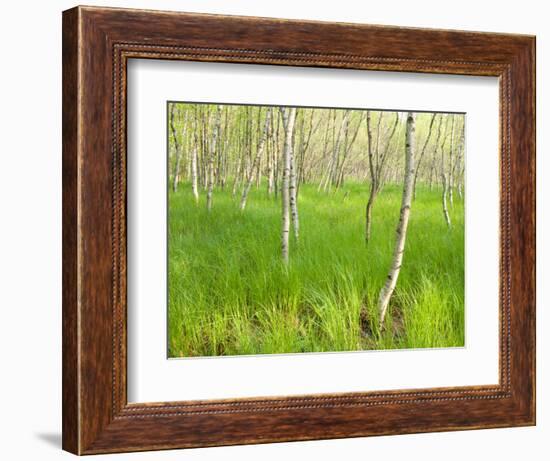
<box><xmin>62</xmin><ymin>5</ymin><xmax>535</xmax><ymax>455</ymax></box>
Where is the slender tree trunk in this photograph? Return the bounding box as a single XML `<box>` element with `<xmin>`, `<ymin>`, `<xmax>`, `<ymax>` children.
<box><xmin>456</xmin><ymin>125</ymin><xmax>465</xmax><ymax>200</ymax></box>
<box><xmin>231</xmin><ymin>111</ymin><xmax>244</xmax><ymax>198</ymax></box>
<box><xmin>365</xmin><ymin>111</ymin><xmax>377</xmax><ymax>244</ymax></box>
<box><xmin>206</xmin><ymin>106</ymin><xmax>222</xmax><ymax>211</ymax></box>
<box><xmin>318</xmin><ymin>113</ymin><xmax>333</xmax><ymax>192</ymax></box>
<box><xmin>448</xmin><ymin>115</ymin><xmax>455</xmax><ymax>207</ymax></box>
<box><xmin>429</xmin><ymin>161</ymin><xmax>435</xmax><ymax>190</ymax></box>
<box><xmin>267</xmin><ymin>121</ymin><xmax>275</xmax><ymax>195</ymax></box>
<box><xmin>231</xmin><ymin>159</ymin><xmax>242</xmax><ymax>198</ymax></box>
<box><xmin>325</xmin><ymin>109</ymin><xmax>338</xmax><ymax>192</ymax></box>
<box><xmin>448</xmin><ymin>170</ymin><xmax>454</xmax><ymax>207</ymax></box>
<box><xmin>336</xmin><ymin>113</ymin><xmax>364</xmax><ymax>189</ymax></box>
<box><xmin>365</xmin><ymin>190</ymin><xmax>376</xmax><ymax>243</ymax></box>
<box><xmin>442</xmin><ymin>172</ymin><xmax>451</xmax><ymax>227</ymax></box>
<box><xmin>296</xmin><ymin>109</ymin><xmax>319</xmax><ymax>195</ymax></box>
<box><xmin>289</xmin><ymin>112</ymin><xmax>300</xmax><ymax>241</ymax></box>
<box><xmin>273</xmin><ymin>111</ymin><xmax>281</xmax><ymax>198</ymax></box>
<box><xmin>190</xmin><ymin>109</ymin><xmax>199</xmax><ymax>203</ymax></box>
<box><xmin>240</xmin><ymin>109</ymin><xmax>272</xmax><ymax>210</ymax></box>
<box><xmin>452</xmin><ymin>123</ymin><xmax>465</xmax><ymax>201</ymax></box>
<box><xmin>219</xmin><ymin>107</ymin><xmax>230</xmax><ymax>190</ymax></box>
<box><xmin>378</xmin><ymin>112</ymin><xmax>416</xmax><ymax>328</ymax></box>
<box><xmin>334</xmin><ymin>111</ymin><xmax>350</xmax><ymax>188</ymax></box>
<box><xmin>280</xmin><ymin>107</ymin><xmax>297</xmax><ymax>264</ymax></box>
<box><xmin>440</xmin><ymin>119</ymin><xmax>452</xmax><ymax>227</ymax></box>
<box><xmin>201</xmin><ymin>106</ymin><xmax>209</xmax><ymax>190</ymax></box>
<box><xmin>365</xmin><ymin>111</ymin><xmax>399</xmax><ymax>244</ymax></box>
<box><xmin>169</xmin><ymin>105</ymin><xmax>186</xmax><ymax>193</ymax></box>
<box><xmin>191</xmin><ymin>145</ymin><xmax>199</xmax><ymax>204</ymax></box>
<box><xmin>413</xmin><ymin>113</ymin><xmax>437</xmax><ymax>200</ymax></box>
<box><xmin>329</xmin><ymin>110</ymin><xmax>350</xmax><ymax>188</ymax></box>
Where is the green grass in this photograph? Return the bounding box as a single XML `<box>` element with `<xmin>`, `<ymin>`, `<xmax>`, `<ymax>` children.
<box><xmin>168</xmin><ymin>181</ymin><xmax>464</xmax><ymax>357</ymax></box>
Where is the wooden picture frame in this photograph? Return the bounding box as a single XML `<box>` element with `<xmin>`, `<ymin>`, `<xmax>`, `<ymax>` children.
<box><xmin>62</xmin><ymin>5</ymin><xmax>535</xmax><ymax>455</ymax></box>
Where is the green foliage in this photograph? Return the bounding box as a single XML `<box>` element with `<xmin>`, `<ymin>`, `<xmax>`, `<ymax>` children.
<box><xmin>168</xmin><ymin>182</ymin><xmax>464</xmax><ymax>357</ymax></box>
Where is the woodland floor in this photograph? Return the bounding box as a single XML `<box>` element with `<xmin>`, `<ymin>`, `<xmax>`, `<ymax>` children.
<box><xmin>168</xmin><ymin>181</ymin><xmax>465</xmax><ymax>357</ymax></box>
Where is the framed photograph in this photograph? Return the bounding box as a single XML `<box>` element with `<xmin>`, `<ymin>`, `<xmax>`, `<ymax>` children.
<box><xmin>62</xmin><ymin>5</ymin><xmax>535</xmax><ymax>455</ymax></box>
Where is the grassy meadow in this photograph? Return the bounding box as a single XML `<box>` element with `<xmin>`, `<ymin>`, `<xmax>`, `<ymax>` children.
<box><xmin>168</xmin><ymin>181</ymin><xmax>464</xmax><ymax>357</ymax></box>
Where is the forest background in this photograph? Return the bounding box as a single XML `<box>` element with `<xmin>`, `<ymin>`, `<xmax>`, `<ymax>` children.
<box><xmin>167</xmin><ymin>103</ymin><xmax>465</xmax><ymax>357</ymax></box>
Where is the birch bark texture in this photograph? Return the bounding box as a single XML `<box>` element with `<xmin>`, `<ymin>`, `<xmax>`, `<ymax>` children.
<box><xmin>191</xmin><ymin>143</ymin><xmax>199</xmax><ymax>204</ymax></box>
<box><xmin>289</xmin><ymin>111</ymin><xmax>299</xmax><ymax>241</ymax></box>
<box><xmin>280</xmin><ymin>107</ymin><xmax>297</xmax><ymax>264</ymax></box>
<box><xmin>191</xmin><ymin>109</ymin><xmax>200</xmax><ymax>204</ymax></box>
<box><xmin>206</xmin><ymin>105</ymin><xmax>222</xmax><ymax>212</ymax></box>
<box><xmin>377</xmin><ymin>112</ymin><xmax>416</xmax><ymax>327</ymax></box>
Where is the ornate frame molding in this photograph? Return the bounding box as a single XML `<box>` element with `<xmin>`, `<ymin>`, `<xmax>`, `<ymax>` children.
<box><xmin>63</xmin><ymin>6</ymin><xmax>535</xmax><ymax>454</ymax></box>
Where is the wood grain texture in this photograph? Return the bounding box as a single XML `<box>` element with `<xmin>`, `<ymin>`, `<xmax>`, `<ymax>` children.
<box><xmin>62</xmin><ymin>5</ymin><xmax>536</xmax><ymax>455</ymax></box>
<box><xmin>62</xmin><ymin>6</ymin><xmax>80</xmax><ymax>454</ymax></box>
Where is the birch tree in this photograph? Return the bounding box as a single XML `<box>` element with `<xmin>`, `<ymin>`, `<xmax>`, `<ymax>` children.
<box><xmin>289</xmin><ymin>109</ymin><xmax>299</xmax><ymax>241</ymax></box>
<box><xmin>206</xmin><ymin>105</ymin><xmax>222</xmax><ymax>212</ymax></box>
<box><xmin>365</xmin><ymin>111</ymin><xmax>400</xmax><ymax>244</ymax></box>
<box><xmin>280</xmin><ymin>107</ymin><xmax>297</xmax><ymax>264</ymax></box>
<box><xmin>266</xmin><ymin>119</ymin><xmax>275</xmax><ymax>195</ymax></box>
<box><xmin>191</xmin><ymin>111</ymin><xmax>199</xmax><ymax>204</ymax></box>
<box><xmin>377</xmin><ymin>112</ymin><xmax>416</xmax><ymax>328</ymax></box>
<box><xmin>453</xmin><ymin>123</ymin><xmax>465</xmax><ymax>199</ymax></box>
<box><xmin>240</xmin><ymin>108</ymin><xmax>272</xmax><ymax>210</ymax></box>
<box><xmin>335</xmin><ymin>112</ymin><xmax>364</xmax><ymax>189</ymax></box>
<box><xmin>318</xmin><ymin>110</ymin><xmax>336</xmax><ymax>192</ymax></box>
<box><xmin>169</xmin><ymin>104</ymin><xmax>187</xmax><ymax>193</ymax></box>
<box><xmin>296</xmin><ymin>109</ymin><xmax>322</xmax><ymax>193</ymax></box>
<box><xmin>440</xmin><ymin>116</ymin><xmax>452</xmax><ymax>227</ymax></box>
<box><xmin>448</xmin><ymin>115</ymin><xmax>456</xmax><ymax>208</ymax></box>
<box><xmin>271</xmin><ymin>111</ymin><xmax>282</xmax><ymax>197</ymax></box>
<box><xmin>320</xmin><ymin>110</ymin><xmax>350</xmax><ymax>192</ymax></box>
<box><xmin>412</xmin><ymin>113</ymin><xmax>437</xmax><ymax>200</ymax></box>
<box><xmin>166</xmin><ymin>104</ymin><xmax>464</xmax><ymax>258</ymax></box>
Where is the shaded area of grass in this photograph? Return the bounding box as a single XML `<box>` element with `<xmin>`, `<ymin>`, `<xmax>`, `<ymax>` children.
<box><xmin>168</xmin><ymin>182</ymin><xmax>464</xmax><ymax>357</ymax></box>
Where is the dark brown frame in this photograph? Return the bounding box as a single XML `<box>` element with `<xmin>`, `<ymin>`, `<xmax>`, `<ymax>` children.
<box><xmin>62</xmin><ymin>5</ymin><xmax>536</xmax><ymax>455</ymax></box>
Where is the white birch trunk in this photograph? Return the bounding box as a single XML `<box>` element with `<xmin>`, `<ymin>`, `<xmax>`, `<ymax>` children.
<box><xmin>240</xmin><ymin>109</ymin><xmax>272</xmax><ymax>210</ymax></box>
<box><xmin>440</xmin><ymin>119</ymin><xmax>452</xmax><ymax>227</ymax></box>
<box><xmin>206</xmin><ymin>106</ymin><xmax>222</xmax><ymax>212</ymax></box>
<box><xmin>280</xmin><ymin>107</ymin><xmax>297</xmax><ymax>264</ymax></box>
<box><xmin>448</xmin><ymin>171</ymin><xmax>454</xmax><ymax>206</ymax></box>
<box><xmin>442</xmin><ymin>172</ymin><xmax>451</xmax><ymax>227</ymax></box>
<box><xmin>377</xmin><ymin>112</ymin><xmax>416</xmax><ymax>328</ymax></box>
<box><xmin>456</xmin><ymin>125</ymin><xmax>465</xmax><ymax>199</ymax></box>
<box><xmin>289</xmin><ymin>138</ymin><xmax>299</xmax><ymax>241</ymax></box>
<box><xmin>191</xmin><ymin>144</ymin><xmax>199</xmax><ymax>204</ymax></box>
<box><xmin>448</xmin><ymin>115</ymin><xmax>455</xmax><ymax>207</ymax></box>
<box><xmin>267</xmin><ymin>155</ymin><xmax>275</xmax><ymax>194</ymax></box>
<box><xmin>169</xmin><ymin>105</ymin><xmax>186</xmax><ymax>193</ymax></box>
<box><xmin>267</xmin><ymin>123</ymin><xmax>275</xmax><ymax>195</ymax></box>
